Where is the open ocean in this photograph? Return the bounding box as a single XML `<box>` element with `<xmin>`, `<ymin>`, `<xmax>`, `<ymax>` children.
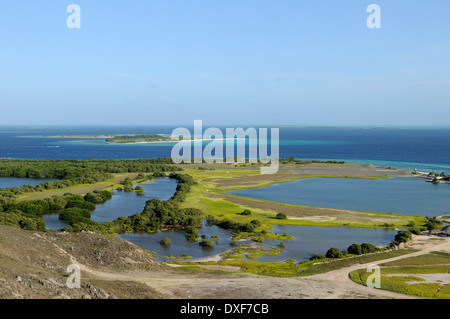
<box><xmin>1</xmin><ymin>125</ymin><xmax>450</xmax><ymax>173</ymax></box>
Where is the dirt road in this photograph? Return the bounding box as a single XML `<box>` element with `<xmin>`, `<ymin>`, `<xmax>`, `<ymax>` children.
<box><xmin>309</xmin><ymin>235</ymin><xmax>450</xmax><ymax>299</ymax></box>
<box><xmin>3</xmin><ymin>223</ymin><xmax>447</xmax><ymax>299</ymax></box>
<box><xmin>72</xmin><ymin>235</ymin><xmax>450</xmax><ymax>299</ymax></box>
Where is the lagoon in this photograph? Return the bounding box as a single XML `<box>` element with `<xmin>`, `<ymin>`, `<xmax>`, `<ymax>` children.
<box><xmin>90</xmin><ymin>177</ymin><xmax>177</xmax><ymax>223</ymax></box>
<box><xmin>38</xmin><ymin>176</ymin><xmax>402</xmax><ymax>262</ymax></box>
<box><xmin>228</xmin><ymin>177</ymin><xmax>450</xmax><ymax>217</ymax></box>
<box><xmin>0</xmin><ymin>177</ymin><xmax>58</xmax><ymax>189</ymax></box>
<box><xmin>118</xmin><ymin>223</ymin><xmax>399</xmax><ymax>262</ymax></box>
<box><xmin>42</xmin><ymin>177</ymin><xmax>178</xmax><ymax>230</ymax></box>
<box><xmin>256</xmin><ymin>225</ymin><xmax>398</xmax><ymax>262</ymax></box>
<box><xmin>118</xmin><ymin>220</ymin><xmax>240</xmax><ymax>261</ymax></box>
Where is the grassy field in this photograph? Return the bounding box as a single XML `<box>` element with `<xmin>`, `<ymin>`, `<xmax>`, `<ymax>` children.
<box><xmin>349</xmin><ymin>251</ymin><xmax>450</xmax><ymax>298</ymax></box>
<box><xmin>17</xmin><ymin>173</ymin><xmax>140</xmax><ymax>201</ymax></box>
<box><xmin>180</xmin><ymin>165</ymin><xmax>425</xmax><ymax>230</ymax></box>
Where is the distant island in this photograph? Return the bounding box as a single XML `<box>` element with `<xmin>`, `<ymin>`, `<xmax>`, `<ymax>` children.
<box><xmin>106</xmin><ymin>134</ymin><xmax>174</xmax><ymax>144</ymax></box>
<box><xmin>46</xmin><ymin>134</ymin><xmax>174</xmax><ymax>144</ymax></box>
<box><xmin>45</xmin><ymin>134</ymin><xmax>242</xmax><ymax>144</ymax></box>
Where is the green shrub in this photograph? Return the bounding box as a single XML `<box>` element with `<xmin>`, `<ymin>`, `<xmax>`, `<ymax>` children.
<box><xmin>347</xmin><ymin>243</ymin><xmax>362</xmax><ymax>255</ymax></box>
<box><xmin>326</xmin><ymin>247</ymin><xmax>343</xmax><ymax>259</ymax></box>
<box><xmin>159</xmin><ymin>237</ymin><xmax>171</xmax><ymax>246</ymax></box>
<box><xmin>59</xmin><ymin>207</ymin><xmax>91</xmax><ymax>223</ymax></box>
<box><xmin>84</xmin><ymin>190</ymin><xmax>112</xmax><ymax>204</ymax></box>
<box><xmin>240</xmin><ymin>209</ymin><xmax>252</xmax><ymax>216</ymax></box>
<box><xmin>250</xmin><ymin>219</ymin><xmax>261</xmax><ymax>227</ymax></box>
<box><xmin>361</xmin><ymin>243</ymin><xmax>380</xmax><ymax>254</ymax></box>
<box><xmin>0</xmin><ymin>210</ymin><xmax>45</xmax><ymax>231</ymax></box>
<box><xmin>184</xmin><ymin>226</ymin><xmax>197</xmax><ymax>234</ymax></box>
<box><xmin>424</xmin><ymin>217</ymin><xmax>443</xmax><ymax>230</ymax></box>
<box><xmin>275</xmin><ymin>213</ymin><xmax>287</xmax><ymax>220</ymax></box>
<box><xmin>64</xmin><ymin>196</ymin><xmax>96</xmax><ymax>210</ymax></box>
<box><xmin>310</xmin><ymin>254</ymin><xmax>326</xmax><ymax>261</ymax></box>
<box><xmin>199</xmin><ymin>240</ymin><xmax>215</xmax><ymax>248</ymax></box>
<box><xmin>394</xmin><ymin>230</ymin><xmax>412</xmax><ymax>243</ymax></box>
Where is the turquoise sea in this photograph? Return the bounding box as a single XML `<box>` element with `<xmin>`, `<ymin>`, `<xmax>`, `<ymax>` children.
<box><xmin>1</xmin><ymin>125</ymin><xmax>450</xmax><ymax>173</ymax></box>
<box><xmin>1</xmin><ymin>126</ymin><xmax>449</xmax><ymax>261</ymax></box>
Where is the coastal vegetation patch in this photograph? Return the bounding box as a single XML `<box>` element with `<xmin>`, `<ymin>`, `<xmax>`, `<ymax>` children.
<box><xmin>349</xmin><ymin>251</ymin><xmax>450</xmax><ymax>299</ymax></box>
<box><xmin>174</xmin><ymin>248</ymin><xmax>419</xmax><ymax>277</ymax></box>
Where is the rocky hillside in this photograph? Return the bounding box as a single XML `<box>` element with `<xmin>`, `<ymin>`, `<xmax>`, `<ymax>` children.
<box><xmin>0</xmin><ymin>225</ymin><xmax>166</xmax><ymax>299</ymax></box>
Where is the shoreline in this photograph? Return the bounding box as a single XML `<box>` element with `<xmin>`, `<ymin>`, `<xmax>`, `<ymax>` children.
<box><xmin>44</xmin><ymin>134</ymin><xmax>246</xmax><ymax>145</ymax></box>
<box><xmin>106</xmin><ymin>137</ymin><xmax>247</xmax><ymax>145</ymax></box>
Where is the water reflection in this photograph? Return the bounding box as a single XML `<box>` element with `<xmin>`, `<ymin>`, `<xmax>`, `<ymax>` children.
<box><xmin>119</xmin><ymin>223</ymin><xmax>398</xmax><ymax>262</ymax></box>
<box><xmin>118</xmin><ymin>220</ymin><xmax>240</xmax><ymax>261</ymax></box>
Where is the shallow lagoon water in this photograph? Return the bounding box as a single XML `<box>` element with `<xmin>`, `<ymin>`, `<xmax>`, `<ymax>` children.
<box><xmin>256</xmin><ymin>225</ymin><xmax>398</xmax><ymax>262</ymax></box>
<box><xmin>0</xmin><ymin>177</ymin><xmax>57</xmax><ymax>188</ymax></box>
<box><xmin>90</xmin><ymin>177</ymin><xmax>177</xmax><ymax>223</ymax></box>
<box><xmin>118</xmin><ymin>220</ymin><xmax>242</xmax><ymax>261</ymax></box>
<box><xmin>228</xmin><ymin>177</ymin><xmax>450</xmax><ymax>217</ymax></box>
<box><xmin>38</xmin><ymin>176</ymin><xmax>403</xmax><ymax>262</ymax></box>
<box><xmin>118</xmin><ymin>223</ymin><xmax>399</xmax><ymax>262</ymax></box>
<box><xmin>42</xmin><ymin>177</ymin><xmax>178</xmax><ymax>230</ymax></box>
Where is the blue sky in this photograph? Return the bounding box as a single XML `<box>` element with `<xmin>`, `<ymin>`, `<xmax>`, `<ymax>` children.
<box><xmin>0</xmin><ymin>1</ymin><xmax>449</xmax><ymax>126</ymax></box>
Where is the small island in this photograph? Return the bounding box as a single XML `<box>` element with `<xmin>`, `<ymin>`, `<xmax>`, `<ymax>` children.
<box><xmin>46</xmin><ymin>134</ymin><xmax>175</xmax><ymax>144</ymax></box>
<box><xmin>46</xmin><ymin>134</ymin><xmax>244</xmax><ymax>145</ymax></box>
<box><xmin>106</xmin><ymin>134</ymin><xmax>174</xmax><ymax>144</ymax></box>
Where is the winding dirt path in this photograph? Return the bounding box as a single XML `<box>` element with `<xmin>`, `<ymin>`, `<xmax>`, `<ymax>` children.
<box><xmin>309</xmin><ymin>235</ymin><xmax>450</xmax><ymax>299</ymax></box>
<box><xmin>43</xmin><ymin>231</ymin><xmax>450</xmax><ymax>299</ymax></box>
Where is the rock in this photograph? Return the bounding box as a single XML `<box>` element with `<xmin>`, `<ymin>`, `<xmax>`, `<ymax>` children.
<box><xmin>87</xmin><ymin>284</ymin><xmax>118</xmax><ymax>299</ymax></box>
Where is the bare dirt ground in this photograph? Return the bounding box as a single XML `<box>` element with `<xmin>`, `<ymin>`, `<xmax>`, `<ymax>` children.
<box><xmin>293</xmin><ymin>165</ymin><xmax>412</xmax><ymax>177</ymax></box>
<box><xmin>210</xmin><ymin>192</ymin><xmax>412</xmax><ymax>226</ymax></box>
<box><xmin>196</xmin><ymin>163</ymin><xmax>412</xmax><ymax>190</ymax></box>
<box><xmin>2</xmin><ymin>224</ymin><xmax>447</xmax><ymax>299</ymax></box>
<box><xmin>309</xmin><ymin>235</ymin><xmax>450</xmax><ymax>299</ymax></box>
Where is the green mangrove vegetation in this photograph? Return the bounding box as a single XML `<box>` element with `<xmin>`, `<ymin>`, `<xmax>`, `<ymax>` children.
<box><xmin>0</xmin><ymin>158</ymin><xmax>179</xmax><ymax>199</ymax></box>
